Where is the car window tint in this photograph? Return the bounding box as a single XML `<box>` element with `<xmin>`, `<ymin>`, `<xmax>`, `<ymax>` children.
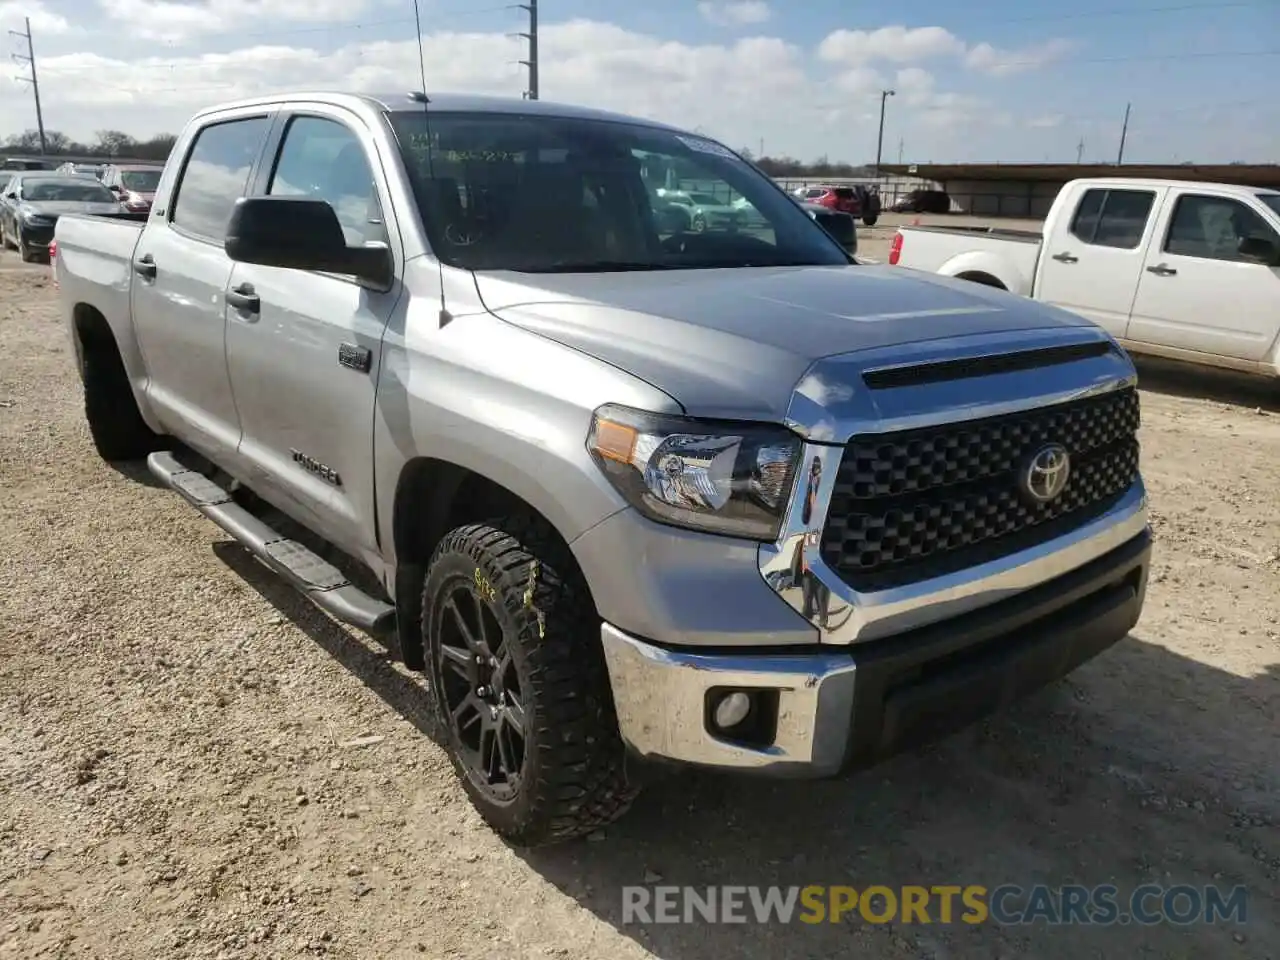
<box><xmin>1164</xmin><ymin>194</ymin><xmax>1279</xmax><ymax>262</ymax></box>
<box><xmin>170</xmin><ymin>116</ymin><xmax>270</xmax><ymax>241</ymax></box>
<box><xmin>269</xmin><ymin>115</ymin><xmax>385</xmax><ymax>247</ymax></box>
<box><xmin>1069</xmin><ymin>189</ymin><xmax>1105</xmax><ymax>243</ymax></box>
<box><xmin>1071</xmin><ymin>188</ymin><xmax>1153</xmax><ymax>249</ymax></box>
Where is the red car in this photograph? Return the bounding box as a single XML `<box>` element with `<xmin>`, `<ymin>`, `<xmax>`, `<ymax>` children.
<box><xmin>100</xmin><ymin>163</ymin><xmax>163</xmax><ymax>214</ymax></box>
<box><xmin>792</xmin><ymin>184</ymin><xmax>880</xmax><ymax>226</ymax></box>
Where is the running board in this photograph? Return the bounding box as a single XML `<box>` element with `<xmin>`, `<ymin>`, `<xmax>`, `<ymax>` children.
<box><xmin>147</xmin><ymin>451</ymin><xmax>396</xmax><ymax>636</ymax></box>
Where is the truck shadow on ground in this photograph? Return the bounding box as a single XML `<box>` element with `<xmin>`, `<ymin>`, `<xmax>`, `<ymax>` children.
<box><xmin>1134</xmin><ymin>356</ymin><xmax>1280</xmax><ymax>413</ymax></box>
<box><xmin>212</xmin><ymin>539</ymin><xmax>1279</xmax><ymax>960</ymax></box>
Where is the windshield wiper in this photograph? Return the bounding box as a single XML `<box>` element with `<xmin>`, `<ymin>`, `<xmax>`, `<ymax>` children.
<box><xmin>514</xmin><ymin>260</ymin><xmax>676</xmax><ymax>273</ymax></box>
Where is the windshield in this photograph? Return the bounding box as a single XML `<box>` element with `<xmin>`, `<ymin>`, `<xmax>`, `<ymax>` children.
<box><xmin>121</xmin><ymin>169</ymin><xmax>162</xmax><ymax>191</ymax></box>
<box><xmin>387</xmin><ymin>110</ymin><xmax>850</xmax><ymax>272</ymax></box>
<box><xmin>1259</xmin><ymin>194</ymin><xmax>1280</xmax><ymax>218</ymax></box>
<box><xmin>24</xmin><ymin>180</ymin><xmax>116</xmax><ymax>203</ymax></box>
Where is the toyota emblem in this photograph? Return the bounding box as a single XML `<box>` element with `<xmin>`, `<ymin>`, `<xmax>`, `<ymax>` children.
<box><xmin>1021</xmin><ymin>444</ymin><xmax>1071</xmax><ymax>503</ymax></box>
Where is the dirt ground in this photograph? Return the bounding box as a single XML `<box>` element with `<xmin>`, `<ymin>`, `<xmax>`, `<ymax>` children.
<box><xmin>1</xmin><ymin>252</ymin><xmax>1277</xmax><ymax>960</ymax></box>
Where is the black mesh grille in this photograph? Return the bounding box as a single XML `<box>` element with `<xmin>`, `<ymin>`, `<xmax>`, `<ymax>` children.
<box><xmin>821</xmin><ymin>387</ymin><xmax>1140</xmax><ymax>591</ymax></box>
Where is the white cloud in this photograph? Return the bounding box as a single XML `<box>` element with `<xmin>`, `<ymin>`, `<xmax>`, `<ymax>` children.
<box><xmin>964</xmin><ymin>38</ymin><xmax>1075</xmax><ymax>76</ymax></box>
<box><xmin>1</xmin><ymin>18</ymin><xmax>1145</xmax><ymax>163</ymax></box>
<box><xmin>0</xmin><ymin>1</ymin><xmax>70</xmax><ymax>34</ymax></box>
<box><xmin>1029</xmin><ymin>113</ymin><xmax>1066</xmax><ymax>129</ymax></box>
<box><xmin>818</xmin><ymin>25</ymin><xmax>964</xmax><ymax>65</ymax></box>
<box><xmin>97</xmin><ymin>0</ymin><xmax>374</xmax><ymax>43</ymax></box>
<box><xmin>697</xmin><ymin>1</ymin><xmax>771</xmax><ymax>27</ymax></box>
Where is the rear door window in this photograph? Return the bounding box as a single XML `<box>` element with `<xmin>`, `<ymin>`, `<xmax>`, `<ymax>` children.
<box><xmin>170</xmin><ymin>116</ymin><xmax>271</xmax><ymax>242</ymax></box>
<box><xmin>1069</xmin><ymin>187</ymin><xmax>1154</xmax><ymax>249</ymax></box>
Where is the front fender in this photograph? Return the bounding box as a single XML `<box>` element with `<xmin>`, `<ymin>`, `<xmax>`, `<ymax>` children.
<box><xmin>372</xmin><ymin>305</ymin><xmax>681</xmax><ymax>571</ymax></box>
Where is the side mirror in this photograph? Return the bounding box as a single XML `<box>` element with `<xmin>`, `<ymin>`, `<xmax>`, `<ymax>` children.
<box><xmin>224</xmin><ymin>196</ymin><xmax>392</xmax><ymax>287</ymax></box>
<box><xmin>1237</xmin><ymin>234</ymin><xmax>1280</xmax><ymax>265</ymax></box>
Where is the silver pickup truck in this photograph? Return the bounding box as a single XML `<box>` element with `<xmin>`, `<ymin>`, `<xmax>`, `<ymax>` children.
<box><xmin>54</xmin><ymin>91</ymin><xmax>1151</xmax><ymax>847</ymax></box>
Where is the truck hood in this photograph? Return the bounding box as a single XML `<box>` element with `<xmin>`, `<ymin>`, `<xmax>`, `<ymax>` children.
<box><xmin>474</xmin><ymin>264</ymin><xmax>1097</xmax><ymax>420</ymax></box>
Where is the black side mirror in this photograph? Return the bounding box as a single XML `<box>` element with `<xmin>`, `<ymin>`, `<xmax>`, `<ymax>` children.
<box><xmin>224</xmin><ymin>195</ymin><xmax>392</xmax><ymax>287</ymax></box>
<box><xmin>1237</xmin><ymin>234</ymin><xmax>1280</xmax><ymax>265</ymax></box>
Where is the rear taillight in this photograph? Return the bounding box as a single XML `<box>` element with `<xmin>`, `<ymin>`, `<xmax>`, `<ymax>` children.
<box><xmin>888</xmin><ymin>232</ymin><xmax>903</xmax><ymax>265</ymax></box>
<box><xmin>49</xmin><ymin>239</ymin><xmax>58</xmax><ymax>287</ymax></box>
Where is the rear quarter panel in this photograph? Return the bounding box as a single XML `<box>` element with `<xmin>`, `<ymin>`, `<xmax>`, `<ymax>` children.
<box><xmin>896</xmin><ymin>226</ymin><xmax>1040</xmax><ymax>294</ymax></box>
<box><xmin>54</xmin><ymin>215</ymin><xmax>159</xmax><ymax>428</ymax></box>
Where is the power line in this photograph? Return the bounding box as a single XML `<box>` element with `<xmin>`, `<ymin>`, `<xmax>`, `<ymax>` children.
<box><xmin>9</xmin><ymin>16</ymin><xmax>47</xmax><ymax>154</ymax></box>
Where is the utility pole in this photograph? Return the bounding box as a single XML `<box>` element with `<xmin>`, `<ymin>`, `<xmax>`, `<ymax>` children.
<box><xmin>874</xmin><ymin>89</ymin><xmax>895</xmax><ymax>178</ymax></box>
<box><xmin>897</xmin><ymin>137</ymin><xmax>904</xmax><ymax>164</ymax></box>
<box><xmin>1077</xmin><ymin>137</ymin><xmax>1085</xmax><ymax>164</ymax></box>
<box><xmin>516</xmin><ymin>0</ymin><xmax>538</xmax><ymax>100</ymax></box>
<box><xmin>1116</xmin><ymin>102</ymin><xmax>1131</xmax><ymax>164</ymax></box>
<box><xmin>10</xmin><ymin>17</ymin><xmax>47</xmax><ymax>155</ymax></box>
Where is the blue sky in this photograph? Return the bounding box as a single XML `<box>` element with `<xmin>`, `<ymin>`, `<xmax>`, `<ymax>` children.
<box><xmin>2</xmin><ymin>0</ymin><xmax>1276</xmax><ymax>162</ymax></box>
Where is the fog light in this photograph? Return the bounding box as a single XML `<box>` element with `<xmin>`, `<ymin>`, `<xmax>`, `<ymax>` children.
<box><xmin>713</xmin><ymin>690</ymin><xmax>753</xmax><ymax>730</ymax></box>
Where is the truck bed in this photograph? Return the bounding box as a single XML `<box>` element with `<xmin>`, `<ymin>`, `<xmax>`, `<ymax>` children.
<box><xmin>53</xmin><ymin>213</ymin><xmax>148</xmax><ymax>346</ymax></box>
<box><xmin>891</xmin><ymin>222</ymin><xmax>1044</xmax><ymax>295</ymax></box>
<box><xmin>897</xmin><ymin>223</ymin><xmax>1042</xmax><ymax>243</ymax></box>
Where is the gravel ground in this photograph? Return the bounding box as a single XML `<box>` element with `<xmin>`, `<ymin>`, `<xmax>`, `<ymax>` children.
<box><xmin>1</xmin><ymin>253</ymin><xmax>1278</xmax><ymax>960</ymax></box>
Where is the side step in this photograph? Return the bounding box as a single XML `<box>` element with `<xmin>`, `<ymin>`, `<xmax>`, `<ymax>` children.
<box><xmin>147</xmin><ymin>451</ymin><xmax>396</xmax><ymax>635</ymax></box>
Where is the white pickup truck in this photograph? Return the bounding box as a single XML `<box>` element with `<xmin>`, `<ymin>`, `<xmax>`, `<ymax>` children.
<box><xmin>889</xmin><ymin>177</ymin><xmax>1280</xmax><ymax>380</ymax></box>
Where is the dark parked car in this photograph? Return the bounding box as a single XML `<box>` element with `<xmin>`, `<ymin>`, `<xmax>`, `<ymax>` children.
<box><xmin>800</xmin><ymin>201</ymin><xmax>856</xmax><ymax>256</ymax></box>
<box><xmin>890</xmin><ymin>188</ymin><xmax>951</xmax><ymax>214</ymax></box>
<box><xmin>0</xmin><ymin>175</ymin><xmax>121</xmax><ymax>261</ymax></box>
<box><xmin>1</xmin><ymin>157</ymin><xmax>58</xmax><ymax>171</ymax></box>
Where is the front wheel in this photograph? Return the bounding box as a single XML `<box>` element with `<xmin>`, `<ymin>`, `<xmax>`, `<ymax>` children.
<box><xmin>862</xmin><ymin>214</ymin><xmax>878</xmax><ymax>227</ymax></box>
<box><xmin>17</xmin><ymin>229</ymin><xmax>38</xmax><ymax>263</ymax></box>
<box><xmin>422</xmin><ymin>520</ymin><xmax>638</xmax><ymax>846</ymax></box>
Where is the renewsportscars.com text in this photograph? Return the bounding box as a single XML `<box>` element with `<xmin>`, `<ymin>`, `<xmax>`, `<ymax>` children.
<box><xmin>622</xmin><ymin>884</ymin><xmax>1249</xmax><ymax>927</ymax></box>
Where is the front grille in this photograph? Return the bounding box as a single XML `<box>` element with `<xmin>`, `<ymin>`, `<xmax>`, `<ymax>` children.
<box><xmin>821</xmin><ymin>387</ymin><xmax>1140</xmax><ymax>591</ymax></box>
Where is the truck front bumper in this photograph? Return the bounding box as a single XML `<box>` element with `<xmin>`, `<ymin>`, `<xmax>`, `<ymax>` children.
<box><xmin>601</xmin><ymin>527</ymin><xmax>1150</xmax><ymax>776</ymax></box>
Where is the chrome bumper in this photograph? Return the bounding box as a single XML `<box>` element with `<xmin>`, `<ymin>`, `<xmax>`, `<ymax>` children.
<box><xmin>602</xmin><ymin>527</ymin><xmax>1151</xmax><ymax>776</ymax></box>
<box><xmin>600</xmin><ymin>623</ymin><xmax>856</xmax><ymax>776</ymax></box>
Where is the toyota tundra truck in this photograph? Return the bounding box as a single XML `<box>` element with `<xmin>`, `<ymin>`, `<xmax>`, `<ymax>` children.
<box><xmin>54</xmin><ymin>91</ymin><xmax>1151</xmax><ymax>846</ymax></box>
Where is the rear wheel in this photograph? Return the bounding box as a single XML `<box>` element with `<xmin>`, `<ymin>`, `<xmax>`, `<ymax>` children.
<box><xmin>422</xmin><ymin>519</ymin><xmax>638</xmax><ymax>846</ymax></box>
<box><xmin>862</xmin><ymin>214</ymin><xmax>878</xmax><ymax>227</ymax></box>
<box><xmin>79</xmin><ymin>327</ymin><xmax>163</xmax><ymax>461</ymax></box>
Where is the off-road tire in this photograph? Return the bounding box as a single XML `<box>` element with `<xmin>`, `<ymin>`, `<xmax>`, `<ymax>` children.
<box><xmin>79</xmin><ymin>331</ymin><xmax>162</xmax><ymax>461</ymax></box>
<box><xmin>422</xmin><ymin>519</ymin><xmax>638</xmax><ymax>846</ymax></box>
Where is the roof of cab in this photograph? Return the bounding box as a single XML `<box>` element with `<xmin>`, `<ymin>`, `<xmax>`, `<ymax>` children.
<box><xmin>1064</xmin><ymin>176</ymin><xmax>1278</xmax><ymax>198</ymax></box>
<box><xmin>190</xmin><ymin>90</ymin><xmax>686</xmax><ymax>134</ymax></box>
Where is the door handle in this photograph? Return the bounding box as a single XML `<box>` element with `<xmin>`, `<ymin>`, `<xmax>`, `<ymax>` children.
<box><xmin>1050</xmin><ymin>252</ymin><xmax>1078</xmax><ymax>263</ymax></box>
<box><xmin>225</xmin><ymin>282</ymin><xmax>260</xmax><ymax>315</ymax></box>
<box><xmin>1146</xmin><ymin>263</ymin><xmax>1177</xmax><ymax>277</ymax></box>
<box><xmin>132</xmin><ymin>254</ymin><xmax>156</xmax><ymax>279</ymax></box>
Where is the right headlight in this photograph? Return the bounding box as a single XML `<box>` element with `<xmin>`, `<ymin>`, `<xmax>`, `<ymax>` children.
<box><xmin>586</xmin><ymin>403</ymin><xmax>803</xmax><ymax>541</ymax></box>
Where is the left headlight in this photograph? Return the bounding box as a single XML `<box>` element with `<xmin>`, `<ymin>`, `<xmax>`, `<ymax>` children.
<box><xmin>586</xmin><ymin>403</ymin><xmax>803</xmax><ymax>541</ymax></box>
